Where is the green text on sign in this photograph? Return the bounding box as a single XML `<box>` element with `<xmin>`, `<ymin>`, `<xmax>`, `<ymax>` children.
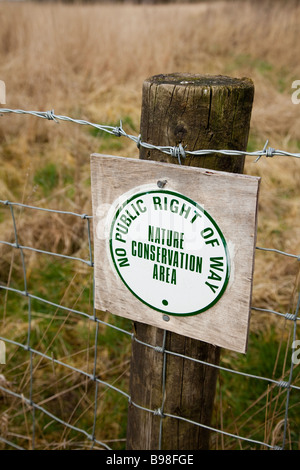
<box><xmin>109</xmin><ymin>189</ymin><xmax>230</xmax><ymax>316</ymax></box>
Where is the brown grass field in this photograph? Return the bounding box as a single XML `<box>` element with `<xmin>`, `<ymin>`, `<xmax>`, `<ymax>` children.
<box><xmin>0</xmin><ymin>0</ymin><xmax>299</xmax><ymax>450</ymax></box>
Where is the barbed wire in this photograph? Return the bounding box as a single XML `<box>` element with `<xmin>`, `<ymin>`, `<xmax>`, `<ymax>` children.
<box><xmin>1</xmin><ymin>108</ymin><xmax>300</xmax><ymax>162</ymax></box>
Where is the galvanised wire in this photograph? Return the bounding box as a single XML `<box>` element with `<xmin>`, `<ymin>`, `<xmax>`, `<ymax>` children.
<box><xmin>281</xmin><ymin>292</ymin><xmax>300</xmax><ymax>449</ymax></box>
<box><xmin>0</xmin><ymin>110</ymin><xmax>299</xmax><ymax>451</ymax></box>
<box><xmin>1</xmin><ymin>107</ymin><xmax>300</xmax><ymax>162</ymax></box>
<box><xmin>1</xmin><ymin>199</ymin><xmax>299</xmax><ymax>450</ymax></box>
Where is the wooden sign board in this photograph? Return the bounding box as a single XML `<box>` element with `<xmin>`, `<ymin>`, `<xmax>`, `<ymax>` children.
<box><xmin>91</xmin><ymin>154</ymin><xmax>260</xmax><ymax>353</ymax></box>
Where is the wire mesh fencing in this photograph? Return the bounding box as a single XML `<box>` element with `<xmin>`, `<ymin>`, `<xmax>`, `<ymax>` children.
<box><xmin>0</xmin><ymin>108</ymin><xmax>299</xmax><ymax>451</ymax></box>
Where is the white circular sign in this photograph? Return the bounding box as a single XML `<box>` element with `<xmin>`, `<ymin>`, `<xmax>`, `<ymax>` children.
<box><xmin>109</xmin><ymin>189</ymin><xmax>230</xmax><ymax>316</ymax></box>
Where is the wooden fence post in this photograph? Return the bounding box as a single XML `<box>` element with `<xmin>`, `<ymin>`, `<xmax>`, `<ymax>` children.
<box><xmin>126</xmin><ymin>73</ymin><xmax>254</xmax><ymax>450</ymax></box>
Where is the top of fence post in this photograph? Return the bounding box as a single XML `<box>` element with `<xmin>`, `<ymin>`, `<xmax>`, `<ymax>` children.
<box><xmin>139</xmin><ymin>72</ymin><xmax>254</xmax><ymax>173</ymax></box>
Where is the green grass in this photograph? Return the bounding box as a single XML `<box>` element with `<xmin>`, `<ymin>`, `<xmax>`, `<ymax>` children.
<box><xmin>215</xmin><ymin>326</ymin><xmax>300</xmax><ymax>450</ymax></box>
<box><xmin>33</xmin><ymin>162</ymin><xmax>75</xmax><ymax>198</ymax></box>
<box><xmin>34</xmin><ymin>163</ymin><xmax>59</xmax><ymax>197</ymax></box>
<box><xmin>0</xmin><ymin>254</ymin><xmax>132</xmax><ymax>449</ymax></box>
<box><xmin>2</xmin><ymin>260</ymin><xmax>298</xmax><ymax>450</ymax></box>
<box><xmin>226</xmin><ymin>53</ymin><xmax>296</xmax><ymax>94</ymax></box>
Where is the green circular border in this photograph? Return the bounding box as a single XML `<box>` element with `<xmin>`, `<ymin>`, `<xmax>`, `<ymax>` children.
<box><xmin>109</xmin><ymin>189</ymin><xmax>230</xmax><ymax>316</ymax></box>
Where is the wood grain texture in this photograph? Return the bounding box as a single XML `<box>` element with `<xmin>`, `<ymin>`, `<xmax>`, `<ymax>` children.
<box><xmin>139</xmin><ymin>73</ymin><xmax>254</xmax><ymax>173</ymax></box>
<box><xmin>91</xmin><ymin>154</ymin><xmax>260</xmax><ymax>353</ymax></box>
<box><xmin>126</xmin><ymin>323</ymin><xmax>221</xmax><ymax>450</ymax></box>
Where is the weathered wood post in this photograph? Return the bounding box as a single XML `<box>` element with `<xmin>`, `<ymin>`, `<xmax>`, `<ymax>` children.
<box><xmin>126</xmin><ymin>73</ymin><xmax>254</xmax><ymax>450</ymax></box>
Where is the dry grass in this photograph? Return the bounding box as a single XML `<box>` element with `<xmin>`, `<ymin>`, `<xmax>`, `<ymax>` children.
<box><xmin>0</xmin><ymin>0</ymin><xmax>299</xmax><ymax>450</ymax></box>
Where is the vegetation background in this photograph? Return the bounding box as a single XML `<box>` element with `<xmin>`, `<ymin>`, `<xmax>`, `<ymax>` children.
<box><xmin>0</xmin><ymin>0</ymin><xmax>299</xmax><ymax>450</ymax></box>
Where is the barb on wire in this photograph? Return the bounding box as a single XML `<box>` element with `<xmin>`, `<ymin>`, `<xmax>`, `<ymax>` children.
<box><xmin>254</xmin><ymin>140</ymin><xmax>275</xmax><ymax>162</ymax></box>
<box><xmin>1</xmin><ymin>108</ymin><xmax>300</xmax><ymax>161</ymax></box>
